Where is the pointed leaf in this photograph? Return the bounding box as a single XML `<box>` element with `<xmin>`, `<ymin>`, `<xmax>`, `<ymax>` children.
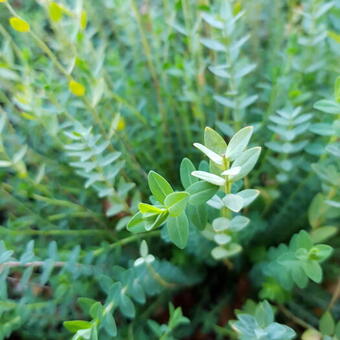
<box><xmin>164</xmin><ymin>191</ymin><xmax>189</xmax><ymax>217</ymax></box>
<box><xmin>193</xmin><ymin>143</ymin><xmax>223</xmax><ymax>165</ymax></box>
<box><xmin>191</xmin><ymin>171</ymin><xmax>225</xmax><ymax>186</ymax></box>
<box><xmin>148</xmin><ymin>171</ymin><xmax>173</xmax><ymax>203</ymax></box>
<box><xmin>166</xmin><ymin>213</ymin><xmax>189</xmax><ymax>249</ymax></box>
<box><xmin>225</xmin><ymin>126</ymin><xmax>253</xmax><ymax>160</ymax></box>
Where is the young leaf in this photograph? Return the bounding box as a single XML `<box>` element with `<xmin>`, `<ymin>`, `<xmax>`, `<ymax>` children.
<box><xmin>119</xmin><ymin>294</ymin><xmax>135</xmax><ymax>318</ymax></box>
<box><xmin>221</xmin><ymin>166</ymin><xmax>241</xmax><ymax>176</ymax></box>
<box><xmin>64</xmin><ymin>320</ymin><xmax>92</xmax><ymax>333</ymax></box>
<box><xmin>225</xmin><ymin>126</ymin><xmax>253</xmax><ymax>160</ymax></box>
<box><xmin>103</xmin><ymin>313</ymin><xmax>117</xmax><ymax>337</ymax></box>
<box><xmin>191</xmin><ymin>171</ymin><xmax>225</xmax><ymax>186</ymax></box>
<box><xmin>164</xmin><ymin>191</ymin><xmax>189</xmax><ymax>217</ymax></box>
<box><xmin>204</xmin><ymin>127</ymin><xmax>227</xmax><ymax>154</ymax></box>
<box><xmin>237</xmin><ymin>189</ymin><xmax>260</xmax><ymax>207</ymax></box>
<box><xmin>223</xmin><ymin>194</ymin><xmax>243</xmax><ymax>212</ymax></box>
<box><xmin>187</xmin><ymin>204</ymin><xmax>207</xmax><ymax>230</ymax></box>
<box><xmin>180</xmin><ymin>158</ymin><xmax>197</xmax><ymax>189</ymax></box>
<box><xmin>187</xmin><ymin>181</ymin><xmax>218</xmax><ymax>206</ymax></box>
<box><xmin>319</xmin><ymin>312</ymin><xmax>335</xmax><ymax>336</ymax></box>
<box><xmin>166</xmin><ymin>213</ymin><xmax>189</xmax><ymax>249</ymax></box>
<box><xmin>313</xmin><ymin>99</ymin><xmax>340</xmax><ymax>114</ymax></box>
<box><xmin>139</xmin><ymin>203</ymin><xmax>166</xmax><ymax>215</ymax></box>
<box><xmin>231</xmin><ymin>147</ymin><xmax>262</xmax><ymax>181</ymax></box>
<box><xmin>302</xmin><ymin>260</ymin><xmax>322</xmax><ymax>283</ymax></box>
<box><xmin>148</xmin><ymin>171</ymin><xmax>173</xmax><ymax>203</ymax></box>
<box><xmin>193</xmin><ymin>143</ymin><xmax>223</xmax><ymax>165</ymax></box>
<box><xmin>212</xmin><ymin>217</ymin><xmax>230</xmax><ymax>232</ymax></box>
<box><xmin>144</xmin><ymin>211</ymin><xmax>168</xmax><ymax>231</ymax></box>
<box><xmin>127</xmin><ymin>212</ymin><xmax>146</xmax><ymax>233</ymax></box>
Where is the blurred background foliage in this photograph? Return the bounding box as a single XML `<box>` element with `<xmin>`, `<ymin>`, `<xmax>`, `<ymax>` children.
<box><xmin>0</xmin><ymin>0</ymin><xmax>339</xmax><ymax>339</ymax></box>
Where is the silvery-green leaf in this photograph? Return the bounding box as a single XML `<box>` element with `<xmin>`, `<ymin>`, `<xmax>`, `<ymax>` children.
<box><xmin>212</xmin><ymin>217</ymin><xmax>231</xmax><ymax>232</ymax></box>
<box><xmin>134</xmin><ymin>258</ymin><xmax>145</xmax><ymax>267</ymax></box>
<box><xmin>221</xmin><ymin>166</ymin><xmax>241</xmax><ymax>176</ymax></box>
<box><xmin>223</xmin><ymin>194</ymin><xmax>243</xmax><ymax>212</ymax></box>
<box><xmin>0</xmin><ymin>160</ymin><xmax>12</xmax><ymax>167</ymax></box>
<box><xmin>240</xmin><ymin>95</ymin><xmax>258</xmax><ymax>109</ymax></box>
<box><xmin>214</xmin><ymin>234</ymin><xmax>231</xmax><ymax>245</ymax></box>
<box><xmin>204</xmin><ymin>127</ymin><xmax>227</xmax><ymax>154</ymax></box>
<box><xmin>237</xmin><ymin>189</ymin><xmax>260</xmax><ymax>207</ymax></box>
<box><xmin>231</xmin><ymin>147</ymin><xmax>261</xmax><ymax>181</ymax></box>
<box><xmin>193</xmin><ymin>143</ymin><xmax>223</xmax><ymax>165</ymax></box>
<box><xmin>140</xmin><ymin>240</ymin><xmax>148</xmax><ymax>257</ymax></box>
<box><xmin>200</xmin><ymin>38</ymin><xmax>226</xmax><ymax>51</ymax></box>
<box><xmin>211</xmin><ymin>246</ymin><xmax>229</xmax><ymax>260</ymax></box>
<box><xmin>314</xmin><ymin>99</ymin><xmax>340</xmax><ymax>114</ymax></box>
<box><xmin>201</xmin><ymin>13</ymin><xmax>224</xmax><ymax>29</ymax></box>
<box><xmin>207</xmin><ymin>195</ymin><xmax>224</xmax><ymax>209</ymax></box>
<box><xmin>214</xmin><ymin>95</ymin><xmax>235</xmax><ymax>109</ymax></box>
<box><xmin>208</xmin><ymin>65</ymin><xmax>230</xmax><ymax>78</ymax></box>
<box><xmin>225</xmin><ymin>126</ymin><xmax>253</xmax><ymax>160</ymax></box>
<box><xmin>229</xmin><ymin>216</ymin><xmax>250</xmax><ymax>231</ymax></box>
<box><xmin>235</xmin><ymin>63</ymin><xmax>256</xmax><ymax>78</ymax></box>
<box><xmin>191</xmin><ymin>171</ymin><xmax>225</xmax><ymax>186</ymax></box>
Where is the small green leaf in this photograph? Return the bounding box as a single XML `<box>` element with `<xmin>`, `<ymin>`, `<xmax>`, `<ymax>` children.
<box><xmin>193</xmin><ymin>143</ymin><xmax>223</xmax><ymax>165</ymax></box>
<box><xmin>119</xmin><ymin>294</ymin><xmax>135</xmax><ymax>318</ymax></box>
<box><xmin>200</xmin><ymin>38</ymin><xmax>226</xmax><ymax>51</ymax></box>
<box><xmin>310</xmin><ymin>226</ymin><xmax>337</xmax><ymax>243</ymax></box>
<box><xmin>231</xmin><ymin>147</ymin><xmax>261</xmax><ymax>181</ymax></box>
<box><xmin>319</xmin><ymin>312</ymin><xmax>335</xmax><ymax>336</ymax></box>
<box><xmin>211</xmin><ymin>246</ymin><xmax>229</xmax><ymax>260</ymax></box>
<box><xmin>311</xmin><ymin>244</ymin><xmax>333</xmax><ymax>262</ymax></box>
<box><xmin>127</xmin><ymin>212</ymin><xmax>146</xmax><ymax>233</ymax></box>
<box><xmin>204</xmin><ymin>127</ymin><xmax>227</xmax><ymax>154</ymax></box>
<box><xmin>144</xmin><ymin>211</ymin><xmax>168</xmax><ymax>231</ymax></box>
<box><xmin>166</xmin><ymin>213</ymin><xmax>189</xmax><ymax>249</ymax></box>
<box><xmin>335</xmin><ymin>321</ymin><xmax>340</xmax><ymax>339</ymax></box>
<box><xmin>187</xmin><ymin>181</ymin><xmax>218</xmax><ymax>206</ymax></box>
<box><xmin>77</xmin><ymin>297</ymin><xmax>97</xmax><ymax>314</ymax></box>
<box><xmin>140</xmin><ymin>240</ymin><xmax>148</xmax><ymax>257</ymax></box>
<box><xmin>237</xmin><ymin>189</ymin><xmax>260</xmax><ymax>207</ymax></box>
<box><xmin>148</xmin><ymin>171</ymin><xmax>173</xmax><ymax>203</ymax></box>
<box><xmin>164</xmin><ymin>191</ymin><xmax>189</xmax><ymax>217</ymax></box>
<box><xmin>223</xmin><ymin>194</ymin><xmax>243</xmax><ymax>212</ymax></box>
<box><xmin>255</xmin><ymin>301</ymin><xmax>274</xmax><ymax>327</ymax></box>
<box><xmin>187</xmin><ymin>204</ymin><xmax>207</xmax><ymax>230</ymax></box>
<box><xmin>63</xmin><ymin>320</ymin><xmax>92</xmax><ymax>333</ymax></box>
<box><xmin>191</xmin><ymin>171</ymin><xmax>225</xmax><ymax>186</ymax></box>
<box><xmin>302</xmin><ymin>260</ymin><xmax>322</xmax><ymax>283</ymax></box>
<box><xmin>229</xmin><ymin>216</ymin><xmax>250</xmax><ymax>231</ymax></box>
<box><xmin>313</xmin><ymin>99</ymin><xmax>340</xmax><ymax>114</ymax></box>
<box><xmin>138</xmin><ymin>203</ymin><xmax>166</xmax><ymax>215</ymax></box>
<box><xmin>103</xmin><ymin>313</ymin><xmax>117</xmax><ymax>337</ymax></box>
<box><xmin>212</xmin><ymin>217</ymin><xmax>230</xmax><ymax>232</ymax></box>
<box><xmin>180</xmin><ymin>158</ymin><xmax>197</xmax><ymax>189</ymax></box>
<box><xmin>225</xmin><ymin>126</ymin><xmax>253</xmax><ymax>160</ymax></box>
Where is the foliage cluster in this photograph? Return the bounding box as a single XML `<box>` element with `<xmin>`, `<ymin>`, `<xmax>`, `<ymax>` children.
<box><xmin>0</xmin><ymin>0</ymin><xmax>339</xmax><ymax>339</ymax></box>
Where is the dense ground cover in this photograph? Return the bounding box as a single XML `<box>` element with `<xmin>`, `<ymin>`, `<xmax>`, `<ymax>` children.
<box><xmin>0</xmin><ymin>0</ymin><xmax>339</xmax><ymax>339</ymax></box>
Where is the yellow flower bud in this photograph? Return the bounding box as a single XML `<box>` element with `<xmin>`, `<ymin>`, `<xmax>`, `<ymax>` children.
<box><xmin>69</xmin><ymin>80</ymin><xmax>85</xmax><ymax>96</ymax></box>
<box><xmin>9</xmin><ymin>17</ymin><xmax>30</xmax><ymax>33</ymax></box>
<box><xmin>117</xmin><ymin>117</ymin><xmax>126</xmax><ymax>131</ymax></box>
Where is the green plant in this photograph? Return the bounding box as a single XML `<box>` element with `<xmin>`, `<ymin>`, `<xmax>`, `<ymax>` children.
<box><xmin>0</xmin><ymin>0</ymin><xmax>339</xmax><ymax>339</ymax></box>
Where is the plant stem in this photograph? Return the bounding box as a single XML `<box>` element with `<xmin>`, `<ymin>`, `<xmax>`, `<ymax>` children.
<box><xmin>277</xmin><ymin>304</ymin><xmax>316</xmax><ymax>330</ymax></box>
<box><xmin>92</xmin><ymin>230</ymin><xmax>161</xmax><ymax>257</ymax></box>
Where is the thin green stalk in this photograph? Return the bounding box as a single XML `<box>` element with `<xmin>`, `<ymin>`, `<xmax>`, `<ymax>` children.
<box><xmin>92</xmin><ymin>230</ymin><xmax>161</xmax><ymax>257</ymax></box>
